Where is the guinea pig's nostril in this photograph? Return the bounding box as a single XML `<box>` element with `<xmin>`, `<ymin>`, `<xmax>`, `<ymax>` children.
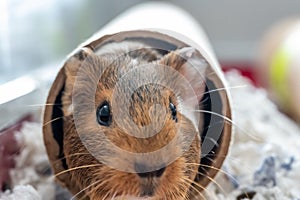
<box><xmin>154</xmin><ymin>166</ymin><xmax>166</xmax><ymax>177</ymax></box>
<box><xmin>135</xmin><ymin>163</ymin><xmax>166</xmax><ymax>178</ymax></box>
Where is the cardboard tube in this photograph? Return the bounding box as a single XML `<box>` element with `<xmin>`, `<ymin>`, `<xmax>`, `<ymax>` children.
<box><xmin>43</xmin><ymin>2</ymin><xmax>232</xmax><ymax>197</ymax></box>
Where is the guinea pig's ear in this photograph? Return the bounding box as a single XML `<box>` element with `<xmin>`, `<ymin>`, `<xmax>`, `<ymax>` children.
<box><xmin>160</xmin><ymin>47</ymin><xmax>207</xmax><ymax>102</ymax></box>
<box><xmin>64</xmin><ymin>47</ymin><xmax>94</xmax><ymax>81</ymax></box>
<box><xmin>62</xmin><ymin>47</ymin><xmax>94</xmax><ymax>116</ymax></box>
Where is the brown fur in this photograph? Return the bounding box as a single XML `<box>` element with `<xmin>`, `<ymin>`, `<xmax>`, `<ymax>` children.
<box><xmin>60</xmin><ymin>44</ymin><xmax>203</xmax><ymax>199</ymax></box>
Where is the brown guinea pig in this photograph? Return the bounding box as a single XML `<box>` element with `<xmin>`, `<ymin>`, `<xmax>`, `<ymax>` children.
<box><xmin>43</xmin><ymin>30</ymin><xmax>232</xmax><ymax>200</ymax></box>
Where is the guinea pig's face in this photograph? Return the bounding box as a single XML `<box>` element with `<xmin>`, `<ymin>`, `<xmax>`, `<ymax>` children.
<box><xmin>62</xmin><ymin>47</ymin><xmax>205</xmax><ymax>199</ymax></box>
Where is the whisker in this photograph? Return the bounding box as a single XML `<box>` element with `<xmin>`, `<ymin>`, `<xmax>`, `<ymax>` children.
<box><xmin>87</xmin><ymin>180</ymin><xmax>110</xmax><ymax>200</ymax></box>
<box><xmin>54</xmin><ymin>164</ymin><xmax>102</xmax><ymax>178</ymax></box>
<box><xmin>184</xmin><ymin>84</ymin><xmax>248</xmax><ymax>103</ymax></box>
<box><xmin>203</xmin><ymin>152</ymin><xmax>254</xmax><ymax>175</ymax></box>
<box><xmin>202</xmin><ymin>152</ymin><xmax>228</xmax><ymax>159</ymax></box>
<box><xmin>185</xmin><ymin>162</ymin><xmax>239</xmax><ymax>186</ymax></box>
<box><xmin>172</xmin><ymin>181</ymin><xmax>189</xmax><ymax>200</ymax></box>
<box><xmin>177</xmin><ymin>190</ymin><xmax>186</xmax><ymax>200</ymax></box>
<box><xmin>202</xmin><ymin>85</ymin><xmax>248</xmax><ymax>96</ymax></box>
<box><xmin>52</xmin><ymin>153</ymin><xmax>91</xmax><ymax>164</ymax></box>
<box><xmin>202</xmin><ymin>156</ymin><xmax>215</xmax><ymax>164</ymax></box>
<box><xmin>191</xmin><ymin>109</ymin><xmax>232</xmax><ymax>124</ymax></box>
<box><xmin>45</xmin><ymin>153</ymin><xmax>93</xmax><ymax>181</ymax></box>
<box><xmin>101</xmin><ymin>191</ymin><xmax>110</xmax><ymax>200</ymax></box>
<box><xmin>187</xmin><ymin>168</ymin><xmax>226</xmax><ymax>195</ymax></box>
<box><xmin>190</xmin><ymin>109</ymin><xmax>260</xmax><ymax>141</ymax></box>
<box><xmin>201</xmin><ymin>136</ymin><xmax>220</xmax><ymax>148</ymax></box>
<box><xmin>43</xmin><ymin>116</ymin><xmax>66</xmax><ymax>127</ymax></box>
<box><xmin>178</xmin><ymin>182</ymin><xmax>189</xmax><ymax>200</ymax></box>
<box><xmin>72</xmin><ymin>179</ymin><xmax>102</xmax><ymax>200</ymax></box>
<box><xmin>181</xmin><ymin>177</ymin><xmax>208</xmax><ymax>200</ymax></box>
<box><xmin>26</xmin><ymin>103</ymin><xmax>67</xmax><ymax>107</ymax></box>
<box><xmin>110</xmin><ymin>191</ymin><xmax>118</xmax><ymax>200</ymax></box>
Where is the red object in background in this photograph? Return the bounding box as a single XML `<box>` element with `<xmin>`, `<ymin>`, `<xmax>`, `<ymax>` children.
<box><xmin>221</xmin><ymin>62</ymin><xmax>258</xmax><ymax>86</ymax></box>
<box><xmin>0</xmin><ymin>115</ymin><xmax>32</xmax><ymax>191</ymax></box>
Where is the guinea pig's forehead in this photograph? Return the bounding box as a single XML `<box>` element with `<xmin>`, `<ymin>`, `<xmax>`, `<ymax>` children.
<box><xmin>110</xmin><ymin>54</ymin><xmax>136</xmax><ymax>69</ymax></box>
<box><xmin>99</xmin><ymin>56</ymin><xmax>136</xmax><ymax>78</ymax></box>
<box><xmin>130</xmin><ymin>86</ymin><xmax>177</xmax><ymax>105</ymax></box>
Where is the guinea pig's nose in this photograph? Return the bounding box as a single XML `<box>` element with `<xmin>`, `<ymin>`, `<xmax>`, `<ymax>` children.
<box><xmin>135</xmin><ymin>163</ymin><xmax>166</xmax><ymax>178</ymax></box>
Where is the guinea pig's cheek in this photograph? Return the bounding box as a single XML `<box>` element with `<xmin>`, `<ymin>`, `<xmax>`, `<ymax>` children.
<box><xmin>150</xmin><ymin>159</ymin><xmax>188</xmax><ymax>198</ymax></box>
<box><xmin>184</xmin><ymin>133</ymin><xmax>201</xmax><ymax>178</ymax></box>
<box><xmin>89</xmin><ymin>170</ymin><xmax>141</xmax><ymax>200</ymax></box>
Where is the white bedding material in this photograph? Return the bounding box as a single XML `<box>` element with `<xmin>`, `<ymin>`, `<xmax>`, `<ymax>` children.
<box><xmin>2</xmin><ymin>122</ymin><xmax>55</xmax><ymax>200</ymax></box>
<box><xmin>205</xmin><ymin>71</ymin><xmax>300</xmax><ymax>199</ymax></box>
<box><xmin>1</xmin><ymin>71</ymin><xmax>300</xmax><ymax>200</ymax></box>
<box><xmin>0</xmin><ymin>185</ymin><xmax>40</xmax><ymax>200</ymax></box>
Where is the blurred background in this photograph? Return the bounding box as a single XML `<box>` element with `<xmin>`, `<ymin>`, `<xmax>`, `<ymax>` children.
<box><xmin>1</xmin><ymin>0</ymin><xmax>300</xmax><ymax>84</ymax></box>
<box><xmin>1</xmin><ymin>0</ymin><xmax>300</xmax><ymax>194</ymax></box>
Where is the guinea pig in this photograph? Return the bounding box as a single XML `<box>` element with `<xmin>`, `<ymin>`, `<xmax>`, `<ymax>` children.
<box><xmin>43</xmin><ymin>30</ymin><xmax>232</xmax><ymax>200</ymax></box>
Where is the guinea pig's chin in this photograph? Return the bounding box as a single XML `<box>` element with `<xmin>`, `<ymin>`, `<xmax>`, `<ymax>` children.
<box><xmin>112</xmin><ymin>195</ymin><xmax>153</xmax><ymax>200</ymax></box>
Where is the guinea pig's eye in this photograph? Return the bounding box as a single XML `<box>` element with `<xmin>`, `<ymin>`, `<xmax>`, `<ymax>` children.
<box><xmin>169</xmin><ymin>102</ymin><xmax>177</xmax><ymax>122</ymax></box>
<box><xmin>96</xmin><ymin>102</ymin><xmax>112</xmax><ymax>126</ymax></box>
